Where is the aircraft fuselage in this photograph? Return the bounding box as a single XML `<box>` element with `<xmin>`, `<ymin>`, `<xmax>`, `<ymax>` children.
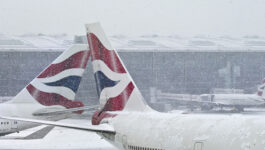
<box><xmin>106</xmin><ymin>111</ymin><xmax>265</xmax><ymax>150</ymax></box>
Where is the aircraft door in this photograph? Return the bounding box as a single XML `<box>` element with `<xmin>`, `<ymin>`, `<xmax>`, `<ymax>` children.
<box><xmin>11</xmin><ymin>121</ymin><xmax>18</xmax><ymax>130</ymax></box>
<box><xmin>194</xmin><ymin>142</ymin><xmax>204</xmax><ymax>150</ymax></box>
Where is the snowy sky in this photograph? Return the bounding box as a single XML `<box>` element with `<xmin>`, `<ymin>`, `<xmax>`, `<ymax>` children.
<box><xmin>0</xmin><ymin>0</ymin><xmax>265</xmax><ymax>36</ymax></box>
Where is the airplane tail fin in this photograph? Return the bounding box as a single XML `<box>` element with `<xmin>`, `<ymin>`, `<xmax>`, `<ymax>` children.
<box><xmin>7</xmin><ymin>44</ymin><xmax>90</xmax><ymax>113</ymax></box>
<box><xmin>85</xmin><ymin>23</ymin><xmax>151</xmax><ymax>124</ymax></box>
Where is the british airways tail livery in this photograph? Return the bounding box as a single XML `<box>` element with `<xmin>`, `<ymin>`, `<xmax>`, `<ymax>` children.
<box><xmin>86</xmin><ymin>23</ymin><xmax>152</xmax><ymax>125</ymax></box>
<box><xmin>8</xmin><ymin>44</ymin><xmax>89</xmax><ymax>111</ymax></box>
<box><xmin>0</xmin><ymin>44</ymin><xmax>90</xmax><ymax>136</ymax></box>
<box><xmin>3</xmin><ymin>24</ymin><xmax>265</xmax><ymax>150</ymax></box>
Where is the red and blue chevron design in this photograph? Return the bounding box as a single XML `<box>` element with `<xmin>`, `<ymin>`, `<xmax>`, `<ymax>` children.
<box><xmin>87</xmin><ymin>33</ymin><xmax>135</xmax><ymax>124</ymax></box>
<box><xmin>26</xmin><ymin>47</ymin><xmax>90</xmax><ymax>113</ymax></box>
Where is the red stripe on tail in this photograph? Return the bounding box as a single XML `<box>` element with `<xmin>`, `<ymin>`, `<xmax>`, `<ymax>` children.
<box><xmin>87</xmin><ymin>33</ymin><xmax>126</xmax><ymax>74</ymax></box>
<box><xmin>103</xmin><ymin>82</ymin><xmax>134</xmax><ymax>111</ymax></box>
<box><xmin>26</xmin><ymin>84</ymin><xmax>84</xmax><ymax>114</ymax></box>
<box><xmin>92</xmin><ymin>82</ymin><xmax>134</xmax><ymax>125</ymax></box>
<box><xmin>38</xmin><ymin>50</ymin><xmax>90</xmax><ymax>78</ymax></box>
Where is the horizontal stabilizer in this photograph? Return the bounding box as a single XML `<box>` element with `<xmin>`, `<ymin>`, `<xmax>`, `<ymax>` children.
<box><xmin>32</xmin><ymin>105</ymin><xmax>98</xmax><ymax>116</ymax></box>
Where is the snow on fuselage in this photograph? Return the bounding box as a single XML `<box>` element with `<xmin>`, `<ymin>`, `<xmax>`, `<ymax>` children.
<box><xmin>109</xmin><ymin>111</ymin><xmax>265</xmax><ymax>150</ymax></box>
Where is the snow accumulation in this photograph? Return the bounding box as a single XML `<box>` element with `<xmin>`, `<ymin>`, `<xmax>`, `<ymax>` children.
<box><xmin>0</xmin><ymin>119</ymin><xmax>117</xmax><ymax>150</ymax></box>
<box><xmin>1</xmin><ymin>34</ymin><xmax>265</xmax><ymax>52</ymax></box>
<box><xmin>0</xmin><ymin>34</ymin><xmax>73</xmax><ymax>52</ymax></box>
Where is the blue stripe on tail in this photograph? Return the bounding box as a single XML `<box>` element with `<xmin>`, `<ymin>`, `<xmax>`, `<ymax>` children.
<box><xmin>94</xmin><ymin>71</ymin><xmax>119</xmax><ymax>97</ymax></box>
<box><xmin>44</xmin><ymin>76</ymin><xmax>82</xmax><ymax>93</ymax></box>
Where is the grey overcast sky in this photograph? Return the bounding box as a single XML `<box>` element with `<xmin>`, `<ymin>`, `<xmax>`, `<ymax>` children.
<box><xmin>0</xmin><ymin>0</ymin><xmax>265</xmax><ymax>36</ymax></box>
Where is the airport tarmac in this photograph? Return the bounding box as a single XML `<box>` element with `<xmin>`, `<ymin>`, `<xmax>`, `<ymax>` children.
<box><xmin>0</xmin><ymin>119</ymin><xmax>117</xmax><ymax>150</ymax></box>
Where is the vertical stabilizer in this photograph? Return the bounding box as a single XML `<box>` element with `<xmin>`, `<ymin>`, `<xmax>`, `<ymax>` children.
<box><xmin>85</xmin><ymin>23</ymin><xmax>151</xmax><ymax>124</ymax></box>
<box><xmin>8</xmin><ymin>44</ymin><xmax>89</xmax><ymax>111</ymax></box>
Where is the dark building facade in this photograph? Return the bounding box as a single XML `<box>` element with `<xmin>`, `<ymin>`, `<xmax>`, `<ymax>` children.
<box><xmin>0</xmin><ymin>50</ymin><xmax>264</xmax><ymax>106</ymax></box>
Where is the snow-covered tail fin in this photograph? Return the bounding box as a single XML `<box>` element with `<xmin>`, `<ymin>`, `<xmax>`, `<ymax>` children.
<box><xmin>85</xmin><ymin>23</ymin><xmax>151</xmax><ymax>124</ymax></box>
<box><xmin>257</xmin><ymin>78</ymin><xmax>265</xmax><ymax>98</ymax></box>
<box><xmin>8</xmin><ymin>44</ymin><xmax>90</xmax><ymax>112</ymax></box>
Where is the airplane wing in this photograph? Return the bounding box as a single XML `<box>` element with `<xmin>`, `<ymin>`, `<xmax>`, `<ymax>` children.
<box><xmin>32</xmin><ymin>105</ymin><xmax>98</xmax><ymax>116</ymax></box>
<box><xmin>0</xmin><ymin>116</ymin><xmax>115</xmax><ymax>134</ymax></box>
<box><xmin>23</xmin><ymin>125</ymin><xmax>55</xmax><ymax>140</ymax></box>
<box><xmin>0</xmin><ymin>125</ymin><xmax>54</xmax><ymax>140</ymax></box>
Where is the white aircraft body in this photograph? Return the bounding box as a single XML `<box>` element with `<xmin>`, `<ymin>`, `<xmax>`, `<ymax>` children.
<box><xmin>200</xmin><ymin>93</ymin><xmax>263</xmax><ymax>105</ymax></box>
<box><xmin>201</xmin><ymin>81</ymin><xmax>265</xmax><ymax>106</ymax></box>
<box><xmin>160</xmin><ymin>82</ymin><xmax>265</xmax><ymax>111</ymax></box>
<box><xmin>3</xmin><ymin>23</ymin><xmax>265</xmax><ymax>150</ymax></box>
<box><xmin>0</xmin><ymin>44</ymin><xmax>90</xmax><ymax>136</ymax></box>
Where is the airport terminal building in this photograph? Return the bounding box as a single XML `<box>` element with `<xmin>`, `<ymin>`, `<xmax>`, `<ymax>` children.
<box><xmin>1</xmin><ymin>34</ymin><xmax>265</xmax><ymax>110</ymax></box>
